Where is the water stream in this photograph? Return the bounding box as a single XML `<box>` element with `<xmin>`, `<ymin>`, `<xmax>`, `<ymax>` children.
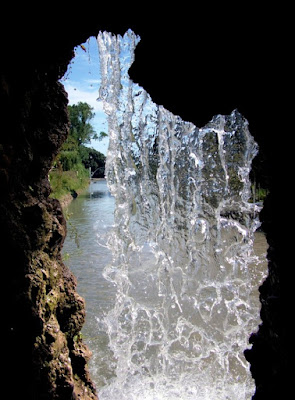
<box><xmin>63</xmin><ymin>181</ymin><xmax>267</xmax><ymax>399</ymax></box>
<box><xmin>64</xmin><ymin>29</ymin><xmax>268</xmax><ymax>400</ymax></box>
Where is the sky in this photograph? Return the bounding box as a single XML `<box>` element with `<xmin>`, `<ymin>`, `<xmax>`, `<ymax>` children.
<box><xmin>60</xmin><ymin>36</ymin><xmax>109</xmax><ymax>155</ymax></box>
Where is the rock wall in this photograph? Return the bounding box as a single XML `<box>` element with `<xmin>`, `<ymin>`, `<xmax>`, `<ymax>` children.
<box><xmin>1</xmin><ymin>8</ymin><xmax>291</xmax><ymax>399</ymax></box>
<box><xmin>1</xmin><ymin>14</ymin><xmax>100</xmax><ymax>399</ymax></box>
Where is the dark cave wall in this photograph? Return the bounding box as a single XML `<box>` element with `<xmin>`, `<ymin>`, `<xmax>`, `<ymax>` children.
<box><xmin>1</xmin><ymin>18</ymin><xmax>100</xmax><ymax>400</ymax></box>
<box><xmin>1</xmin><ymin>8</ymin><xmax>291</xmax><ymax>399</ymax></box>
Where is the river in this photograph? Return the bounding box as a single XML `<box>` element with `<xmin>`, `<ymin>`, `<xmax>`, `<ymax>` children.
<box><xmin>62</xmin><ymin>179</ymin><xmax>268</xmax><ymax>397</ymax></box>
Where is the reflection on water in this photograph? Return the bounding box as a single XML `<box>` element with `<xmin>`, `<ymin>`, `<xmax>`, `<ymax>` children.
<box><xmin>62</xmin><ymin>179</ymin><xmax>268</xmax><ymax>392</ymax></box>
<box><xmin>63</xmin><ymin>179</ymin><xmax>115</xmax><ymax>308</ymax></box>
<box><xmin>63</xmin><ymin>180</ymin><xmax>116</xmax><ymax>386</ymax></box>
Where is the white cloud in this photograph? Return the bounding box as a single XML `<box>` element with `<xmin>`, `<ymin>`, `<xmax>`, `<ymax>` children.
<box><xmin>63</xmin><ymin>80</ymin><xmax>108</xmax><ymax>133</ymax></box>
<box><xmin>63</xmin><ymin>82</ymin><xmax>105</xmax><ymax>115</ymax></box>
<box><xmin>85</xmin><ymin>78</ymin><xmax>101</xmax><ymax>85</ymax></box>
<box><xmin>59</xmin><ymin>37</ymin><xmax>109</xmax><ymax>155</ymax></box>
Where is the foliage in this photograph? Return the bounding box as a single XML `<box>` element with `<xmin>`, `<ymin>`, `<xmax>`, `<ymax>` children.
<box><xmin>50</xmin><ymin>102</ymin><xmax>107</xmax><ymax>199</ymax></box>
<box><xmin>68</xmin><ymin>102</ymin><xmax>98</xmax><ymax>145</ymax></box>
<box><xmin>79</xmin><ymin>146</ymin><xmax>106</xmax><ymax>178</ymax></box>
<box><xmin>55</xmin><ymin>102</ymin><xmax>107</xmax><ymax>172</ymax></box>
<box><xmin>49</xmin><ymin>165</ymin><xmax>89</xmax><ymax>200</ymax></box>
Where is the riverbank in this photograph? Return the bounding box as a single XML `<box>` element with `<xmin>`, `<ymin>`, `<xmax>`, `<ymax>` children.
<box><xmin>58</xmin><ymin>189</ymin><xmax>84</xmax><ymax>209</ymax></box>
<box><xmin>55</xmin><ymin>179</ymin><xmax>107</xmax><ymax>209</ymax></box>
<box><xmin>49</xmin><ymin>167</ymin><xmax>90</xmax><ymax>208</ymax></box>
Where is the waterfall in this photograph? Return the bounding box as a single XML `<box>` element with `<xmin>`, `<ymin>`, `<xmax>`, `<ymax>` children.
<box><xmin>97</xmin><ymin>29</ymin><xmax>263</xmax><ymax>400</ymax></box>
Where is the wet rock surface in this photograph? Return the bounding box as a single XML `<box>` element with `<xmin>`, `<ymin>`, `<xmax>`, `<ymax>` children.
<box><xmin>1</xmin><ymin>18</ymin><xmax>98</xmax><ymax>399</ymax></box>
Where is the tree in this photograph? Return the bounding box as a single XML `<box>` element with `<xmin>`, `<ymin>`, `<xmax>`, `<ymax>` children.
<box><xmin>57</xmin><ymin>102</ymin><xmax>107</xmax><ymax>171</ymax></box>
<box><xmin>57</xmin><ymin>135</ymin><xmax>80</xmax><ymax>171</ymax></box>
<box><xmin>68</xmin><ymin>102</ymin><xmax>98</xmax><ymax>145</ymax></box>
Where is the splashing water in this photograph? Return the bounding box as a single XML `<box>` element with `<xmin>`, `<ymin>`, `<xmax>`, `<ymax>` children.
<box><xmin>97</xmin><ymin>29</ymin><xmax>263</xmax><ymax>400</ymax></box>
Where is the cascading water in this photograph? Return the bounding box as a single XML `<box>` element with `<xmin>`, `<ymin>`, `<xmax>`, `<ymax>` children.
<box><xmin>97</xmin><ymin>29</ymin><xmax>264</xmax><ymax>400</ymax></box>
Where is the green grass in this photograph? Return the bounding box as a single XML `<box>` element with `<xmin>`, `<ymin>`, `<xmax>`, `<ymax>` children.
<box><xmin>49</xmin><ymin>164</ymin><xmax>89</xmax><ymax>200</ymax></box>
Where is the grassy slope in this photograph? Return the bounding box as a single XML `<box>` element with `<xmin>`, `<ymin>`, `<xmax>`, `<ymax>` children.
<box><xmin>49</xmin><ymin>164</ymin><xmax>89</xmax><ymax>201</ymax></box>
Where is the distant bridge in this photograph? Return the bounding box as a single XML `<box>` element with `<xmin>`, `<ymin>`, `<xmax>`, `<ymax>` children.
<box><xmin>90</xmin><ymin>166</ymin><xmax>105</xmax><ymax>179</ymax></box>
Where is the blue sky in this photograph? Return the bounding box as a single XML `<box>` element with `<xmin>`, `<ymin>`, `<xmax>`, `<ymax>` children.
<box><xmin>61</xmin><ymin>36</ymin><xmax>109</xmax><ymax>155</ymax></box>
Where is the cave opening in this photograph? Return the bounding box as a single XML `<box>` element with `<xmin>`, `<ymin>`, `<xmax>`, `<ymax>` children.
<box><xmin>1</xmin><ymin>11</ymin><xmax>289</xmax><ymax>399</ymax></box>
<box><xmin>59</xmin><ymin>30</ymin><xmax>269</xmax><ymax>400</ymax></box>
